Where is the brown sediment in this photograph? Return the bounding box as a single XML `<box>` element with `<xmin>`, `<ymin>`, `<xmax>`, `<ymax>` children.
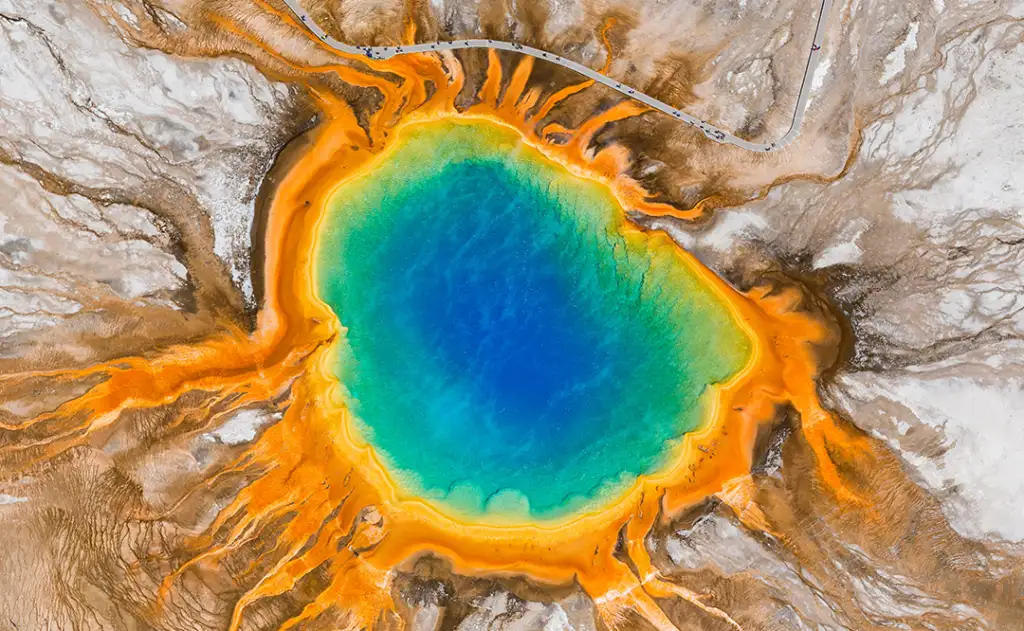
<box><xmin>249</xmin><ymin>104</ymin><xmax>321</xmax><ymax>312</ymax></box>
<box><xmin>0</xmin><ymin>145</ymin><xmax>238</xmax><ymax>370</ymax></box>
<box><xmin>1</xmin><ymin>9</ymin><xmax>886</xmax><ymax>631</ymax></box>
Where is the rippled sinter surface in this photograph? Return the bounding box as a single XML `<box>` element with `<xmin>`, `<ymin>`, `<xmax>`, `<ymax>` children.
<box><xmin>316</xmin><ymin>120</ymin><xmax>750</xmax><ymax>521</ymax></box>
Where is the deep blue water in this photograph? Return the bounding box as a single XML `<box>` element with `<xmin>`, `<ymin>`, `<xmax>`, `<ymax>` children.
<box><xmin>316</xmin><ymin>121</ymin><xmax>750</xmax><ymax>521</ymax></box>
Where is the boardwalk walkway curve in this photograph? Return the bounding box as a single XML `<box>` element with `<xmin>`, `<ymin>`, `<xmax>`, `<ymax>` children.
<box><xmin>281</xmin><ymin>0</ymin><xmax>833</xmax><ymax>153</ymax></box>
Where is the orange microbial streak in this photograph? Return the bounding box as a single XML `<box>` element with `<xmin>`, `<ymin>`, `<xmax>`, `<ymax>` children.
<box><xmin>597</xmin><ymin>16</ymin><xmax>619</xmax><ymax>74</ymax></box>
<box><xmin>3</xmin><ymin>30</ymin><xmax>874</xmax><ymax>631</ymax></box>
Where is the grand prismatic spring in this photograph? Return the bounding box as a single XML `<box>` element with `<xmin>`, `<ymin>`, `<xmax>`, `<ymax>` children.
<box><xmin>0</xmin><ymin>7</ymin><xmax>924</xmax><ymax>630</ymax></box>
<box><xmin>316</xmin><ymin>119</ymin><xmax>751</xmax><ymax>522</ymax></box>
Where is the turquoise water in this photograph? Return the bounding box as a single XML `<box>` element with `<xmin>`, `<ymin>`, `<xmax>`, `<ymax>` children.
<box><xmin>316</xmin><ymin>120</ymin><xmax>750</xmax><ymax>522</ymax></box>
